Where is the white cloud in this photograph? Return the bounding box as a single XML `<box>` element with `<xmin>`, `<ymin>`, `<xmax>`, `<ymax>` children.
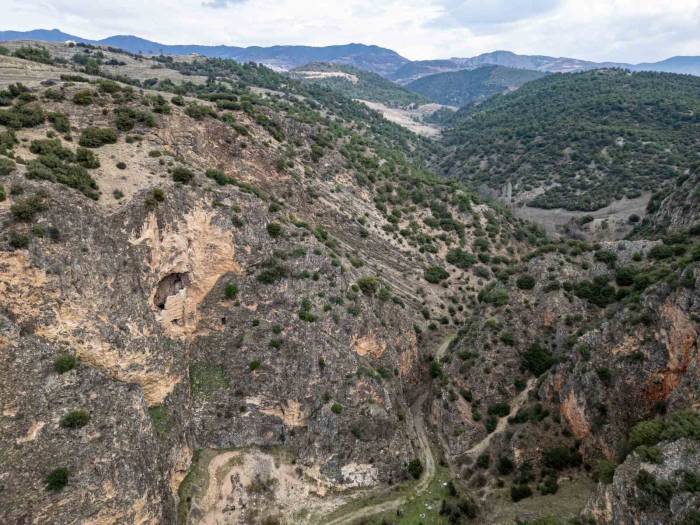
<box><xmin>2</xmin><ymin>0</ymin><xmax>699</xmax><ymax>63</ymax></box>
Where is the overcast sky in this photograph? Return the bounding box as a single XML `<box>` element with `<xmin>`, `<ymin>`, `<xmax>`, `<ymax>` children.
<box><xmin>4</xmin><ymin>0</ymin><xmax>700</xmax><ymax>62</ymax></box>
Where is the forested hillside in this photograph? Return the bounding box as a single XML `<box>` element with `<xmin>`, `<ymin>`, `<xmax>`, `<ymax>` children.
<box><xmin>439</xmin><ymin>69</ymin><xmax>700</xmax><ymax>211</ymax></box>
<box><xmin>406</xmin><ymin>65</ymin><xmax>545</xmax><ymax>107</ymax></box>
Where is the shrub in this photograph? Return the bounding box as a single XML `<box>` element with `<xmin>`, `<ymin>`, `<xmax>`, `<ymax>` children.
<box><xmin>75</xmin><ymin>147</ymin><xmax>100</xmax><ymax>169</ymax></box>
<box><xmin>79</xmin><ymin>127</ymin><xmax>117</xmax><ymax>148</ymax></box>
<box><xmin>172</xmin><ymin>166</ymin><xmax>194</xmax><ymax>184</ymax></box>
<box><xmin>14</xmin><ymin>46</ymin><xmax>53</xmax><ymax>64</ymax></box>
<box><xmin>542</xmin><ymin>446</ymin><xmax>582</xmax><ymax>471</ymax></box>
<box><xmin>594</xmin><ymin>250</ymin><xmax>617</xmax><ymax>266</ymax></box>
<box><xmin>10</xmin><ymin>194</ymin><xmax>46</xmax><ymax>221</ymax></box>
<box><xmin>516</xmin><ymin>274</ymin><xmax>536</xmax><ymax>290</ymax></box>
<box><xmin>574</xmin><ymin>276</ymin><xmax>617</xmax><ymax>307</ymax></box>
<box><xmin>488</xmin><ymin>402</ymin><xmax>510</xmax><ymax>418</ymax></box>
<box><xmin>185</xmin><ymin>103</ymin><xmax>216</xmax><ymax>120</ymax></box>
<box><xmin>635</xmin><ymin>470</ymin><xmax>673</xmax><ymax>505</ymax></box>
<box><xmin>205</xmin><ymin>168</ymin><xmax>232</xmax><ymax>185</ymax></box>
<box><xmin>47</xmin><ymin>112</ymin><xmax>70</xmax><ymax>133</ymax></box>
<box><xmin>331</xmin><ymin>402</ymin><xmax>343</xmax><ymax>415</ymax></box>
<box><xmin>478</xmin><ymin>285</ymin><xmax>510</xmax><ymax>306</ymax></box>
<box><xmin>446</xmin><ymin>248</ymin><xmax>477</xmax><ymax>269</ymax></box>
<box><xmin>592</xmin><ymin>460</ymin><xmax>616</xmax><ymax>483</ymax></box>
<box><xmin>249</xmin><ymin>360</ymin><xmax>261</xmax><ymax>371</ymax></box>
<box><xmin>266</xmin><ymin>222</ymin><xmax>283</xmax><ymax>238</ymax></box>
<box><xmin>497</xmin><ymin>456</ymin><xmax>514</xmax><ymax>475</ymax></box>
<box><xmin>510</xmin><ymin>484</ymin><xmax>532</xmax><ymax>502</ymax></box>
<box><xmin>45</xmin><ymin>468</ymin><xmax>69</xmax><ymax>491</ymax></box>
<box><xmin>0</xmin><ymin>185</ymin><xmax>5</xmax><ymax>202</ymax></box>
<box><xmin>59</xmin><ymin>409</ymin><xmax>90</xmax><ymax>428</ymax></box>
<box><xmin>407</xmin><ymin>459</ymin><xmax>423</xmax><ymax>479</ymax></box>
<box><xmin>257</xmin><ymin>259</ymin><xmax>288</xmax><ymax>284</ymax></box>
<box><xmin>615</xmin><ymin>265</ymin><xmax>637</xmax><ymax>286</ymax></box>
<box><xmin>114</xmin><ymin>106</ymin><xmax>156</xmax><ymax>131</ymax></box>
<box><xmin>628</xmin><ymin>418</ymin><xmax>665</xmax><ymax>449</ymax></box>
<box><xmin>356</xmin><ymin>276</ymin><xmax>381</xmax><ymax>295</ymax></box>
<box><xmin>0</xmin><ymin>157</ymin><xmax>15</xmax><ymax>176</ymax></box>
<box><xmin>54</xmin><ymin>355</ymin><xmax>77</xmax><ymax>374</ymax></box>
<box><xmin>521</xmin><ymin>341</ymin><xmax>555</xmax><ymax>376</ymax></box>
<box><xmin>72</xmin><ymin>89</ymin><xmax>94</xmax><ymax>105</ymax></box>
<box><xmin>0</xmin><ymin>103</ymin><xmax>45</xmax><ymax>129</ymax></box>
<box><xmin>224</xmin><ymin>282</ymin><xmax>239</xmax><ymax>299</ymax></box>
<box><xmin>8</xmin><ymin>230</ymin><xmax>29</xmax><ymax>248</ymax></box>
<box><xmin>476</xmin><ymin>453</ymin><xmax>490</xmax><ymax>469</ymax></box>
<box><xmin>648</xmin><ymin>244</ymin><xmax>674</xmax><ymax>260</ymax></box>
<box><xmin>429</xmin><ymin>360</ymin><xmax>442</xmax><ymax>379</ymax></box>
<box><xmin>424</xmin><ymin>265</ymin><xmax>449</xmax><ymax>283</ymax></box>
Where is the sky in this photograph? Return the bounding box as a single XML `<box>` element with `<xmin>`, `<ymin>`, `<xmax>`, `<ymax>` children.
<box><xmin>4</xmin><ymin>0</ymin><xmax>700</xmax><ymax>62</ymax></box>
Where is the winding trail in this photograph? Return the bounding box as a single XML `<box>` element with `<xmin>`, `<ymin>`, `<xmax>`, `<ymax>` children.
<box><xmin>323</xmin><ymin>335</ymin><xmax>454</xmax><ymax>525</ymax></box>
<box><xmin>453</xmin><ymin>377</ymin><xmax>537</xmax><ymax>462</ymax></box>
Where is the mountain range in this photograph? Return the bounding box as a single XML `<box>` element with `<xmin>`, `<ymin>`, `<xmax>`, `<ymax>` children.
<box><xmin>1</xmin><ymin>28</ymin><xmax>699</xmax><ymax>79</ymax></box>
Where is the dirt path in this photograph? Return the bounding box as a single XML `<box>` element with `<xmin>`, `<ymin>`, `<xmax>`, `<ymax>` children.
<box><xmin>323</xmin><ymin>335</ymin><xmax>455</xmax><ymax>525</ymax></box>
<box><xmin>456</xmin><ymin>377</ymin><xmax>537</xmax><ymax>461</ymax></box>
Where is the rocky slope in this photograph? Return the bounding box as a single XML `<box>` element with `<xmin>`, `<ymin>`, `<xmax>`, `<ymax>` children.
<box><xmin>1</xmin><ymin>41</ymin><xmax>699</xmax><ymax>525</ymax></box>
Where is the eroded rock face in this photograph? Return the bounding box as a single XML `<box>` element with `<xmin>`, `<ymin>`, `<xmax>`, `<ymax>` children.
<box><xmin>584</xmin><ymin>439</ymin><xmax>700</xmax><ymax>525</ymax></box>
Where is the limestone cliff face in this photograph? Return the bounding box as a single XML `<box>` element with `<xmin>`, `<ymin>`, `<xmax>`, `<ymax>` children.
<box><xmin>584</xmin><ymin>438</ymin><xmax>700</xmax><ymax>524</ymax></box>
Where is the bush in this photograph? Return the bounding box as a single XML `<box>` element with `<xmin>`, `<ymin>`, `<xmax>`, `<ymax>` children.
<box><xmin>0</xmin><ymin>103</ymin><xmax>45</xmax><ymax>129</ymax></box>
<box><xmin>356</xmin><ymin>276</ymin><xmax>381</xmax><ymax>295</ymax></box>
<box><xmin>10</xmin><ymin>194</ymin><xmax>46</xmax><ymax>221</ymax></box>
<box><xmin>497</xmin><ymin>456</ymin><xmax>514</xmax><ymax>475</ymax></box>
<box><xmin>0</xmin><ymin>185</ymin><xmax>5</xmax><ymax>202</ymax></box>
<box><xmin>510</xmin><ymin>484</ymin><xmax>532</xmax><ymax>502</ymax></box>
<box><xmin>648</xmin><ymin>244</ymin><xmax>675</xmax><ymax>260</ymax></box>
<box><xmin>172</xmin><ymin>166</ymin><xmax>194</xmax><ymax>184</ymax></box>
<box><xmin>8</xmin><ymin>230</ymin><xmax>29</xmax><ymax>248</ymax></box>
<box><xmin>407</xmin><ymin>459</ymin><xmax>423</xmax><ymax>479</ymax></box>
<box><xmin>592</xmin><ymin>460</ymin><xmax>616</xmax><ymax>483</ymax></box>
<box><xmin>47</xmin><ymin>112</ymin><xmax>70</xmax><ymax>133</ymax></box>
<box><xmin>45</xmin><ymin>468</ymin><xmax>69</xmax><ymax>491</ymax></box>
<box><xmin>79</xmin><ymin>127</ymin><xmax>117</xmax><ymax>148</ymax></box>
<box><xmin>476</xmin><ymin>453</ymin><xmax>490</xmax><ymax>469</ymax></box>
<box><xmin>0</xmin><ymin>157</ymin><xmax>15</xmax><ymax>176</ymax></box>
<box><xmin>205</xmin><ymin>168</ymin><xmax>232</xmax><ymax>185</ymax></box>
<box><xmin>478</xmin><ymin>285</ymin><xmax>510</xmax><ymax>306</ymax></box>
<box><xmin>75</xmin><ymin>147</ymin><xmax>100</xmax><ymax>169</ymax></box>
<box><xmin>594</xmin><ymin>250</ymin><xmax>618</xmax><ymax>266</ymax></box>
<box><xmin>574</xmin><ymin>275</ymin><xmax>617</xmax><ymax>307</ymax></box>
<box><xmin>114</xmin><ymin>106</ymin><xmax>156</xmax><ymax>131</ymax></box>
<box><xmin>615</xmin><ymin>265</ymin><xmax>637</xmax><ymax>286</ymax></box>
<box><xmin>424</xmin><ymin>265</ymin><xmax>449</xmax><ymax>283</ymax></box>
<box><xmin>446</xmin><ymin>248</ymin><xmax>477</xmax><ymax>269</ymax></box>
<box><xmin>54</xmin><ymin>355</ymin><xmax>77</xmax><ymax>374</ymax></box>
<box><xmin>257</xmin><ymin>259</ymin><xmax>288</xmax><ymax>284</ymax></box>
<box><xmin>249</xmin><ymin>360</ymin><xmax>261</xmax><ymax>371</ymax></box>
<box><xmin>521</xmin><ymin>342</ymin><xmax>555</xmax><ymax>376</ymax></box>
<box><xmin>72</xmin><ymin>89</ymin><xmax>94</xmax><ymax>105</ymax></box>
<box><xmin>542</xmin><ymin>446</ymin><xmax>582</xmax><ymax>470</ymax></box>
<box><xmin>224</xmin><ymin>282</ymin><xmax>239</xmax><ymax>299</ymax></box>
<box><xmin>59</xmin><ymin>410</ymin><xmax>90</xmax><ymax>428</ymax></box>
<box><xmin>516</xmin><ymin>274</ymin><xmax>536</xmax><ymax>290</ymax></box>
<box><xmin>14</xmin><ymin>46</ymin><xmax>53</xmax><ymax>64</ymax></box>
<box><xmin>331</xmin><ymin>402</ymin><xmax>343</xmax><ymax>415</ymax></box>
<box><xmin>488</xmin><ymin>402</ymin><xmax>510</xmax><ymax>418</ymax></box>
<box><xmin>266</xmin><ymin>222</ymin><xmax>283</xmax><ymax>238</ymax></box>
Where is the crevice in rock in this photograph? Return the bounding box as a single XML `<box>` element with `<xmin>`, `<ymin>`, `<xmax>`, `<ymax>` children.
<box><xmin>153</xmin><ymin>272</ymin><xmax>190</xmax><ymax>310</ymax></box>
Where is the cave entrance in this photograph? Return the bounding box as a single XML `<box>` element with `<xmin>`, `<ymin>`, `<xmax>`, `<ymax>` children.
<box><xmin>153</xmin><ymin>272</ymin><xmax>190</xmax><ymax>310</ymax></box>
